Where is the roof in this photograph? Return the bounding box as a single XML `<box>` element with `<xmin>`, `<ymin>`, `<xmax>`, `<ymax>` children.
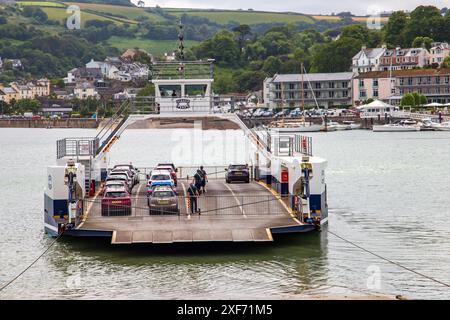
<box><xmin>272</xmin><ymin>72</ymin><xmax>354</xmax><ymax>83</ymax></box>
<box><xmin>2</xmin><ymin>87</ymin><xmax>18</xmax><ymax>94</ymax></box>
<box><xmin>353</xmin><ymin>48</ymin><xmax>385</xmax><ymax>60</ymax></box>
<box><xmin>356</xmin><ymin>68</ymin><xmax>450</xmax><ymax>79</ymax></box>
<box><xmin>357</xmin><ymin>99</ymin><xmax>393</xmax><ymax>109</ymax></box>
<box><xmin>73</xmin><ymin>67</ymin><xmax>102</xmax><ymax>78</ymax></box>
<box><xmin>75</xmin><ymin>82</ymin><xmax>95</xmax><ymax>89</ymax></box>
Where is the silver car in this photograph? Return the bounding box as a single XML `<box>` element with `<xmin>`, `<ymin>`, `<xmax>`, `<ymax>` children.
<box><xmin>148</xmin><ymin>186</ymin><xmax>179</xmax><ymax>215</ymax></box>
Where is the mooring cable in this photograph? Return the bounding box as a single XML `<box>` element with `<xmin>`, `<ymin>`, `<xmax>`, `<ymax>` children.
<box><xmin>327</xmin><ymin>229</ymin><xmax>450</xmax><ymax>288</ymax></box>
<box><xmin>0</xmin><ymin>232</ymin><xmax>64</xmax><ymax>293</ymax></box>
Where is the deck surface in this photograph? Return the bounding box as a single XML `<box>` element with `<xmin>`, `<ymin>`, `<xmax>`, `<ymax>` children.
<box><xmin>78</xmin><ymin>180</ymin><xmax>302</xmax><ymax>244</ymax></box>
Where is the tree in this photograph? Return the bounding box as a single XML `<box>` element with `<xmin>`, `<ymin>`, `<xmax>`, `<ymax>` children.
<box><xmin>403</xmin><ymin>6</ymin><xmax>444</xmax><ymax>45</ymax></box>
<box><xmin>232</xmin><ymin>24</ymin><xmax>251</xmax><ymax>52</ymax></box>
<box><xmin>441</xmin><ymin>56</ymin><xmax>450</xmax><ymax>68</ymax></box>
<box><xmin>262</xmin><ymin>56</ymin><xmax>282</xmax><ymax>76</ymax></box>
<box><xmin>383</xmin><ymin>11</ymin><xmax>408</xmax><ymax>47</ymax></box>
<box><xmin>310</xmin><ymin>37</ymin><xmax>362</xmax><ymax>72</ymax></box>
<box><xmin>412</xmin><ymin>36</ymin><xmax>434</xmax><ymax>49</ymax></box>
<box><xmin>137</xmin><ymin>84</ymin><xmax>155</xmax><ymax>96</ymax></box>
<box><xmin>192</xmin><ymin>30</ymin><xmax>240</xmax><ymax>67</ymax></box>
<box><xmin>400</xmin><ymin>93</ymin><xmax>415</xmax><ymax>107</ymax></box>
<box><xmin>15</xmin><ymin>99</ymin><xmax>41</xmax><ymax>113</ymax></box>
<box><xmin>232</xmin><ymin>70</ymin><xmax>266</xmax><ymax>92</ymax></box>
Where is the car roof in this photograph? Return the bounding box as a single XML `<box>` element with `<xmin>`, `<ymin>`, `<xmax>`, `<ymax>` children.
<box><xmin>106</xmin><ymin>180</ymin><xmax>125</xmax><ymax>184</ymax></box>
<box><xmin>151</xmin><ymin>170</ymin><xmax>172</xmax><ymax>175</ymax></box>
<box><xmin>153</xmin><ymin>186</ymin><xmax>174</xmax><ymax>192</ymax></box>
<box><xmin>105</xmin><ymin>186</ymin><xmax>128</xmax><ymax>192</ymax></box>
<box><xmin>107</xmin><ymin>176</ymin><xmax>126</xmax><ymax>180</ymax></box>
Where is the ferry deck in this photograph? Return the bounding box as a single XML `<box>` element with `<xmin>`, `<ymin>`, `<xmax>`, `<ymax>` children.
<box><xmin>73</xmin><ymin>179</ymin><xmax>314</xmax><ymax>244</ymax></box>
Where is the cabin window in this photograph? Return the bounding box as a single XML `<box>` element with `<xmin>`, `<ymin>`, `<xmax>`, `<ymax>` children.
<box><xmin>160</xmin><ymin>85</ymin><xmax>181</xmax><ymax>98</ymax></box>
<box><xmin>185</xmin><ymin>85</ymin><xmax>207</xmax><ymax>97</ymax></box>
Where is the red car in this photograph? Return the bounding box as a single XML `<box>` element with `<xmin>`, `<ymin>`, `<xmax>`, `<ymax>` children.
<box><xmin>101</xmin><ymin>186</ymin><xmax>131</xmax><ymax>216</ymax></box>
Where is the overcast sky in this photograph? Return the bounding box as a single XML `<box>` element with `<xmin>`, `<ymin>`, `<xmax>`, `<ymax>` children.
<box><xmin>136</xmin><ymin>0</ymin><xmax>448</xmax><ymax>15</ymax></box>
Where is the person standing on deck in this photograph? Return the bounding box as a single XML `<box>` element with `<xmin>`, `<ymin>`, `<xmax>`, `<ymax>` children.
<box><xmin>199</xmin><ymin>166</ymin><xmax>207</xmax><ymax>193</ymax></box>
<box><xmin>187</xmin><ymin>182</ymin><xmax>200</xmax><ymax>214</ymax></box>
<box><xmin>194</xmin><ymin>170</ymin><xmax>203</xmax><ymax>195</ymax></box>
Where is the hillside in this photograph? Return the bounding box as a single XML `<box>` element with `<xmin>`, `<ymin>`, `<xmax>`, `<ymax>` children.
<box><xmin>10</xmin><ymin>1</ymin><xmax>387</xmax><ymax>56</ymax></box>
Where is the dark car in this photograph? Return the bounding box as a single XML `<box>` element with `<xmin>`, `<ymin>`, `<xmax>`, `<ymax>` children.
<box><xmin>225</xmin><ymin>164</ymin><xmax>250</xmax><ymax>183</ymax></box>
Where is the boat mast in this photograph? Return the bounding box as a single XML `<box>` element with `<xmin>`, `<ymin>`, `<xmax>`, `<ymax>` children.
<box><xmin>301</xmin><ymin>62</ymin><xmax>305</xmax><ymax>123</ymax></box>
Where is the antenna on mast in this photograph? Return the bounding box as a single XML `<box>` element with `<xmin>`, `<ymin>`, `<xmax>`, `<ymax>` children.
<box><xmin>178</xmin><ymin>20</ymin><xmax>185</xmax><ymax>77</ymax></box>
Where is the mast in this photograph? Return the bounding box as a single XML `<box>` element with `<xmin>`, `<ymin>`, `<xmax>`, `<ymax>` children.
<box><xmin>301</xmin><ymin>63</ymin><xmax>305</xmax><ymax>112</ymax></box>
<box><xmin>281</xmin><ymin>75</ymin><xmax>285</xmax><ymax>127</ymax></box>
<box><xmin>178</xmin><ymin>21</ymin><xmax>185</xmax><ymax>78</ymax></box>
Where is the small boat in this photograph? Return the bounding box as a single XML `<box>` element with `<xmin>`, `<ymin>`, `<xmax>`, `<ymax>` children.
<box><xmin>342</xmin><ymin>120</ymin><xmax>361</xmax><ymax>130</ymax></box>
<box><xmin>270</xmin><ymin>122</ymin><xmax>322</xmax><ymax>133</ymax></box>
<box><xmin>321</xmin><ymin>121</ymin><xmax>339</xmax><ymax>131</ymax></box>
<box><xmin>373</xmin><ymin>120</ymin><xmax>421</xmax><ymax>132</ymax></box>
<box><xmin>432</xmin><ymin>121</ymin><xmax>450</xmax><ymax>131</ymax></box>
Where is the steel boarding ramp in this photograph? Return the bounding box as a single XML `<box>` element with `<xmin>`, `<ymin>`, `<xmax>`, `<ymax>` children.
<box><xmin>111</xmin><ymin>228</ymin><xmax>273</xmax><ymax>244</ymax></box>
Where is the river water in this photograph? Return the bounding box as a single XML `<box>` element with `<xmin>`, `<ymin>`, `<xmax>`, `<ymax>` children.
<box><xmin>0</xmin><ymin>127</ymin><xmax>449</xmax><ymax>299</ymax></box>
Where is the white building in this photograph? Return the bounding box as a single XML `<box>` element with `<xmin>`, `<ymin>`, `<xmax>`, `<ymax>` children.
<box><xmin>352</xmin><ymin>46</ymin><xmax>386</xmax><ymax>74</ymax></box>
<box><xmin>265</xmin><ymin>72</ymin><xmax>354</xmax><ymax>109</ymax></box>
<box><xmin>429</xmin><ymin>42</ymin><xmax>450</xmax><ymax>66</ymax></box>
<box><xmin>74</xmin><ymin>82</ymin><xmax>99</xmax><ymax>100</ymax></box>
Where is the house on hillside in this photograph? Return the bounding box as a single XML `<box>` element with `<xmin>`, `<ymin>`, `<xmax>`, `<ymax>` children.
<box><xmin>379</xmin><ymin>47</ymin><xmax>429</xmax><ymax>71</ymax></box>
<box><xmin>64</xmin><ymin>67</ymin><xmax>103</xmax><ymax>84</ymax></box>
<box><xmin>74</xmin><ymin>82</ymin><xmax>99</xmax><ymax>100</ymax></box>
<box><xmin>429</xmin><ymin>42</ymin><xmax>450</xmax><ymax>66</ymax></box>
<box><xmin>85</xmin><ymin>59</ymin><xmax>119</xmax><ymax>79</ymax></box>
<box><xmin>352</xmin><ymin>46</ymin><xmax>386</xmax><ymax>74</ymax></box>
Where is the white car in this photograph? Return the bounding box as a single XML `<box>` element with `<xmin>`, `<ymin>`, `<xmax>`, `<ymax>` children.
<box><xmin>108</xmin><ymin>172</ymin><xmax>133</xmax><ymax>189</ymax></box>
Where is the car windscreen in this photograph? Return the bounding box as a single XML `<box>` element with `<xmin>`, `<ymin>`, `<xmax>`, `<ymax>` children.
<box><xmin>151</xmin><ymin>174</ymin><xmax>171</xmax><ymax>181</ymax></box>
<box><xmin>105</xmin><ymin>192</ymin><xmax>128</xmax><ymax>198</ymax></box>
<box><xmin>153</xmin><ymin>191</ymin><xmax>174</xmax><ymax>198</ymax></box>
<box><xmin>229</xmin><ymin>165</ymin><xmax>247</xmax><ymax>170</ymax></box>
<box><xmin>107</xmin><ymin>177</ymin><xmax>126</xmax><ymax>182</ymax></box>
<box><xmin>109</xmin><ymin>174</ymin><xmax>127</xmax><ymax>179</ymax></box>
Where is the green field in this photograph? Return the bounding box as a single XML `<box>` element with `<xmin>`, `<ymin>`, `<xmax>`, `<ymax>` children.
<box><xmin>168</xmin><ymin>9</ymin><xmax>315</xmax><ymax>25</ymax></box>
<box><xmin>16</xmin><ymin>1</ymin><xmax>66</xmax><ymax>7</ymax></box>
<box><xmin>107</xmin><ymin>36</ymin><xmax>201</xmax><ymax>56</ymax></box>
<box><xmin>41</xmin><ymin>6</ymin><xmax>132</xmax><ymax>25</ymax></box>
<box><xmin>16</xmin><ymin>1</ymin><xmax>377</xmax><ymax>26</ymax></box>
<box><xmin>63</xmin><ymin>2</ymin><xmax>166</xmax><ymax>21</ymax></box>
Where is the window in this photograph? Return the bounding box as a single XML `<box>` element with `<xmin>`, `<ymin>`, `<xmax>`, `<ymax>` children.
<box><xmin>315</xmin><ymin>83</ymin><xmax>321</xmax><ymax>89</ymax></box>
<box><xmin>328</xmin><ymin>82</ymin><xmax>335</xmax><ymax>88</ymax></box>
<box><xmin>185</xmin><ymin>85</ymin><xmax>207</xmax><ymax>97</ymax></box>
<box><xmin>160</xmin><ymin>85</ymin><xmax>182</xmax><ymax>98</ymax></box>
<box><xmin>289</xmin><ymin>83</ymin><xmax>295</xmax><ymax>90</ymax></box>
<box><xmin>359</xmin><ymin>79</ymin><xmax>364</xmax><ymax>87</ymax></box>
<box><xmin>329</xmin><ymin>91</ymin><xmax>334</xmax><ymax>98</ymax></box>
<box><xmin>373</xmin><ymin>79</ymin><xmax>378</xmax><ymax>87</ymax></box>
<box><xmin>373</xmin><ymin>90</ymin><xmax>378</xmax><ymax>97</ymax></box>
<box><xmin>343</xmin><ymin>90</ymin><xmax>348</xmax><ymax>97</ymax></box>
<box><xmin>359</xmin><ymin>90</ymin><xmax>366</xmax><ymax>98</ymax></box>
